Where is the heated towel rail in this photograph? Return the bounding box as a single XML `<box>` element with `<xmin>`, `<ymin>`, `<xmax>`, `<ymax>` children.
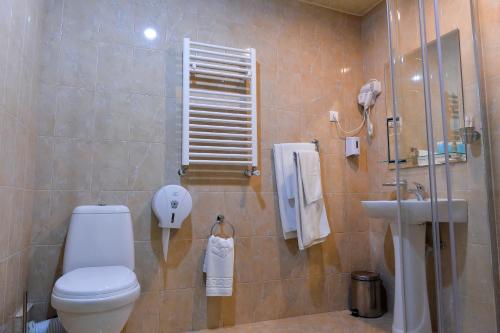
<box><xmin>179</xmin><ymin>38</ymin><xmax>258</xmax><ymax>176</ymax></box>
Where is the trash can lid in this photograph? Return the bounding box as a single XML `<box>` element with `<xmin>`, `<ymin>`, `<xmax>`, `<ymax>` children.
<box><xmin>351</xmin><ymin>271</ymin><xmax>380</xmax><ymax>281</ymax></box>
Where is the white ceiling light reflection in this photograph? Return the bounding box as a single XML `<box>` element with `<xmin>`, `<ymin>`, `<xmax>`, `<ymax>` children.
<box><xmin>340</xmin><ymin>67</ymin><xmax>351</xmax><ymax>74</ymax></box>
<box><xmin>144</xmin><ymin>28</ymin><xmax>158</xmax><ymax>40</ymax></box>
<box><xmin>411</xmin><ymin>74</ymin><xmax>421</xmax><ymax>82</ymax></box>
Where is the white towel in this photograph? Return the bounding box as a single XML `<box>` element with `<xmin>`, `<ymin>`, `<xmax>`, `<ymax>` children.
<box><xmin>294</xmin><ymin>151</ymin><xmax>330</xmax><ymax>250</ymax></box>
<box><xmin>273</xmin><ymin>143</ymin><xmax>317</xmax><ymax>239</ymax></box>
<box><xmin>203</xmin><ymin>236</ymin><xmax>234</xmax><ymax>297</ymax></box>
<box><xmin>297</xmin><ymin>151</ymin><xmax>323</xmax><ymax>204</ymax></box>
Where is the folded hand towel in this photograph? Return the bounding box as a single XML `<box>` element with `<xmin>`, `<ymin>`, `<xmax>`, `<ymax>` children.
<box><xmin>280</xmin><ymin>143</ymin><xmax>315</xmax><ymax>200</ymax></box>
<box><xmin>203</xmin><ymin>236</ymin><xmax>234</xmax><ymax>297</ymax></box>
<box><xmin>297</xmin><ymin>151</ymin><xmax>323</xmax><ymax>204</ymax></box>
<box><xmin>273</xmin><ymin>143</ymin><xmax>317</xmax><ymax>239</ymax></box>
<box><xmin>294</xmin><ymin>151</ymin><xmax>330</xmax><ymax>250</ymax></box>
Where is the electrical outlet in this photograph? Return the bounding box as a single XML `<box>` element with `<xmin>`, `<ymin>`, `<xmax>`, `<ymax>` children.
<box><xmin>329</xmin><ymin>111</ymin><xmax>339</xmax><ymax>122</ymax></box>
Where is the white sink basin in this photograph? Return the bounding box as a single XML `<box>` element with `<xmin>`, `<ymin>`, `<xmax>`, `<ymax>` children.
<box><xmin>361</xmin><ymin>198</ymin><xmax>468</xmax><ymax>333</ymax></box>
<box><xmin>361</xmin><ymin>199</ymin><xmax>468</xmax><ymax>224</ymax></box>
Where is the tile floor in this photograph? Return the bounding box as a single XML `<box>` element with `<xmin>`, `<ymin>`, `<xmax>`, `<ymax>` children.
<box><xmin>191</xmin><ymin>311</ymin><xmax>393</xmax><ymax>333</ymax></box>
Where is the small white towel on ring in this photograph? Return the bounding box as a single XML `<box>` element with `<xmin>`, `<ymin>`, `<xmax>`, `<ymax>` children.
<box><xmin>203</xmin><ymin>235</ymin><xmax>234</xmax><ymax>297</ymax></box>
<box><xmin>294</xmin><ymin>151</ymin><xmax>330</xmax><ymax>250</ymax></box>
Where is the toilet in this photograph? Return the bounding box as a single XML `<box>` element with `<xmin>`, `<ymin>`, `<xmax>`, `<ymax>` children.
<box><xmin>51</xmin><ymin>205</ymin><xmax>140</xmax><ymax>333</ymax></box>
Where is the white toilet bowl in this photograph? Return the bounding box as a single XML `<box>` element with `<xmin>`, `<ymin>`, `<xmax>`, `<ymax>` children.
<box><xmin>52</xmin><ymin>266</ymin><xmax>140</xmax><ymax>333</ymax></box>
<box><xmin>51</xmin><ymin>206</ymin><xmax>140</xmax><ymax>333</ymax></box>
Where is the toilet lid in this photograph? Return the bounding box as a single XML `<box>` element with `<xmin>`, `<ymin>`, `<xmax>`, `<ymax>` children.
<box><xmin>53</xmin><ymin>266</ymin><xmax>138</xmax><ymax>297</ymax></box>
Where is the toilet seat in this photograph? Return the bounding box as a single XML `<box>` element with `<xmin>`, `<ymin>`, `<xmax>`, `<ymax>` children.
<box><xmin>51</xmin><ymin>266</ymin><xmax>140</xmax><ymax>314</ymax></box>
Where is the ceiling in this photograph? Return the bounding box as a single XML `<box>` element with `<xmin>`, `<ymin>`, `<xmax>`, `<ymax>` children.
<box><xmin>299</xmin><ymin>0</ymin><xmax>383</xmax><ymax>16</ymax></box>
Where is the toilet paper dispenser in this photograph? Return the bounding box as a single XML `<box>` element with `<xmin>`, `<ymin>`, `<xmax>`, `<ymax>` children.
<box><xmin>152</xmin><ymin>185</ymin><xmax>192</xmax><ymax>262</ymax></box>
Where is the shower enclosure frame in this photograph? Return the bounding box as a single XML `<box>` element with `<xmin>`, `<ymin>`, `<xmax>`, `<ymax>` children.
<box><xmin>384</xmin><ymin>0</ymin><xmax>500</xmax><ymax>331</ymax></box>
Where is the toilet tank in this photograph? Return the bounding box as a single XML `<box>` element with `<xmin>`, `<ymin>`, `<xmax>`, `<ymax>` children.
<box><xmin>63</xmin><ymin>205</ymin><xmax>135</xmax><ymax>274</ymax></box>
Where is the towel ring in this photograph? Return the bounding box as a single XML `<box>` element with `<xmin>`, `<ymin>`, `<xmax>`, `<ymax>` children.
<box><xmin>210</xmin><ymin>214</ymin><xmax>235</xmax><ymax>238</ymax></box>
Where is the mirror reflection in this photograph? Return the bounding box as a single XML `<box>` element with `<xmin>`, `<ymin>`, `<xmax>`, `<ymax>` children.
<box><xmin>384</xmin><ymin>29</ymin><xmax>466</xmax><ymax>169</ymax></box>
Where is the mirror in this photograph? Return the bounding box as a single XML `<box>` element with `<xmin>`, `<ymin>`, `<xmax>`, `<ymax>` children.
<box><xmin>384</xmin><ymin>29</ymin><xmax>466</xmax><ymax>169</ymax></box>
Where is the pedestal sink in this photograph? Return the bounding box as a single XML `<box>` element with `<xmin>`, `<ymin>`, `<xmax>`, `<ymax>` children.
<box><xmin>361</xmin><ymin>199</ymin><xmax>468</xmax><ymax>333</ymax></box>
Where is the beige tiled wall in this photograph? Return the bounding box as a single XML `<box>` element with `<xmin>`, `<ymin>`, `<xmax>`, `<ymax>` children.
<box><xmin>29</xmin><ymin>0</ymin><xmax>372</xmax><ymax>331</ymax></box>
<box><xmin>25</xmin><ymin>0</ymin><xmax>500</xmax><ymax>331</ymax></box>
<box><xmin>362</xmin><ymin>0</ymin><xmax>497</xmax><ymax>331</ymax></box>
<box><xmin>0</xmin><ymin>0</ymin><xmax>45</xmax><ymax>332</ymax></box>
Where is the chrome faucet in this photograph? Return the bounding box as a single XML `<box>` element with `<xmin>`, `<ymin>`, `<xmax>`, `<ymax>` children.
<box><xmin>382</xmin><ymin>179</ymin><xmax>426</xmax><ymax>201</ymax></box>
<box><xmin>407</xmin><ymin>182</ymin><xmax>425</xmax><ymax>201</ymax></box>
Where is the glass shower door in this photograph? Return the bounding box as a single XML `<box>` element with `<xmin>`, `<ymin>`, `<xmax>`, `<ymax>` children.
<box><xmin>385</xmin><ymin>0</ymin><xmax>498</xmax><ymax>332</ymax></box>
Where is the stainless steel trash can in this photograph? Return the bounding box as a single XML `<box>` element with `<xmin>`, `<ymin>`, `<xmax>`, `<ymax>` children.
<box><xmin>350</xmin><ymin>271</ymin><xmax>385</xmax><ymax>318</ymax></box>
